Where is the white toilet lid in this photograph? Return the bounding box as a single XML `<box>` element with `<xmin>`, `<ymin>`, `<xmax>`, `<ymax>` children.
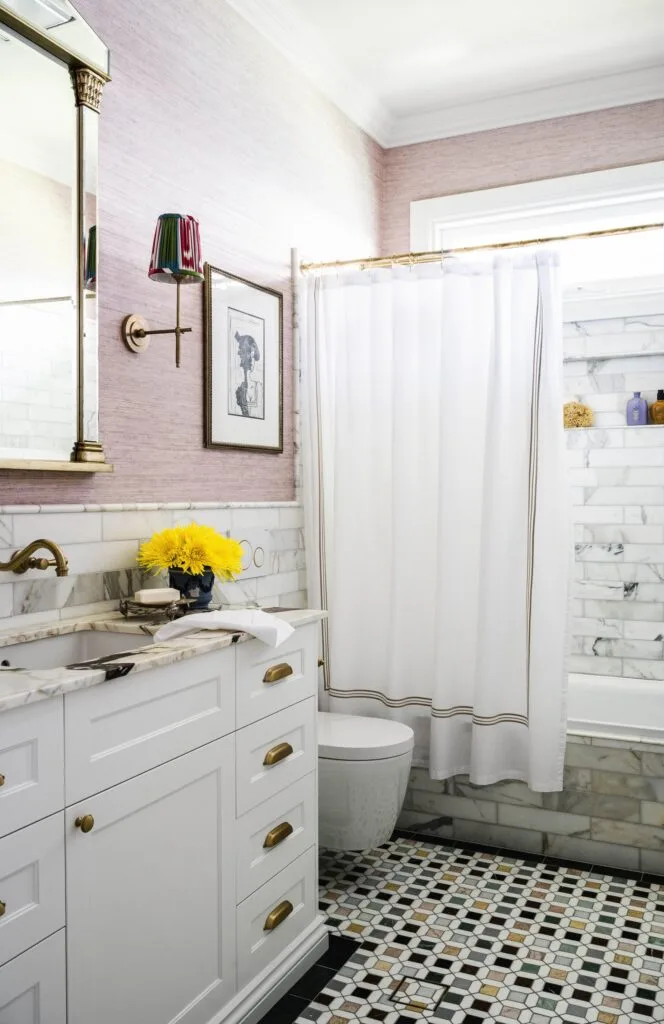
<box><xmin>317</xmin><ymin>711</ymin><xmax>414</xmax><ymax>761</ymax></box>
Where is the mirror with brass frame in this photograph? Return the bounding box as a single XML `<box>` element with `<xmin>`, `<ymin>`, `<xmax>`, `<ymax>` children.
<box><xmin>0</xmin><ymin>0</ymin><xmax>111</xmax><ymax>472</ymax></box>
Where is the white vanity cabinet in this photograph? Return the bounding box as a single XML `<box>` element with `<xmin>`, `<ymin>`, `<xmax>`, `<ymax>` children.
<box><xmin>0</xmin><ymin>618</ymin><xmax>326</xmax><ymax>1024</ymax></box>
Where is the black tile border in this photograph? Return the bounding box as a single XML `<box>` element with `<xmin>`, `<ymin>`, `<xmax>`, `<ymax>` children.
<box><xmin>391</xmin><ymin>828</ymin><xmax>664</xmax><ymax>886</ymax></box>
<box><xmin>256</xmin><ymin>933</ymin><xmax>360</xmax><ymax>1024</ymax></box>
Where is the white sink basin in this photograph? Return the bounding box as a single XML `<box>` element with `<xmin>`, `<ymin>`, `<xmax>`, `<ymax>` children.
<box><xmin>0</xmin><ymin>630</ymin><xmax>153</xmax><ymax>671</ymax></box>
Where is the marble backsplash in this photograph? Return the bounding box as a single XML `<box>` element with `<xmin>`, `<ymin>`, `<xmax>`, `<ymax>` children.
<box><xmin>0</xmin><ymin>502</ymin><xmax>306</xmax><ymax>632</ymax></box>
<box><xmin>399</xmin><ymin>734</ymin><xmax>664</xmax><ymax>875</ymax></box>
<box><xmin>565</xmin><ymin>313</ymin><xmax>664</xmax><ymax>679</ymax></box>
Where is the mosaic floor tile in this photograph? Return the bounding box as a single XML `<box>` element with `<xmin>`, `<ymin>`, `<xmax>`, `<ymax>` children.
<box><xmin>289</xmin><ymin>836</ymin><xmax>664</xmax><ymax>1024</ymax></box>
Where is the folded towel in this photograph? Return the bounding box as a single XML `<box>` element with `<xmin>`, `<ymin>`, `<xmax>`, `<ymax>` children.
<box><xmin>154</xmin><ymin>609</ymin><xmax>295</xmax><ymax>648</ymax></box>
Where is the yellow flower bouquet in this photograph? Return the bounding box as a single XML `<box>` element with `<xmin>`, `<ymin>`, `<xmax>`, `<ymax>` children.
<box><xmin>138</xmin><ymin>523</ymin><xmax>244</xmax><ymax>609</ymax></box>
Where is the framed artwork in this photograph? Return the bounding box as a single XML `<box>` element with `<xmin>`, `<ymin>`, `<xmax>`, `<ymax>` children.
<box><xmin>204</xmin><ymin>264</ymin><xmax>283</xmax><ymax>452</ymax></box>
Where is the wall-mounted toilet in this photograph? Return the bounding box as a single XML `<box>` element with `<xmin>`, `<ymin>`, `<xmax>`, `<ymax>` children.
<box><xmin>317</xmin><ymin>711</ymin><xmax>414</xmax><ymax>851</ymax></box>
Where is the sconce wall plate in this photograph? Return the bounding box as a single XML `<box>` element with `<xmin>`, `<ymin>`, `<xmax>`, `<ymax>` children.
<box><xmin>122</xmin><ymin>314</ymin><xmax>150</xmax><ymax>353</ymax></box>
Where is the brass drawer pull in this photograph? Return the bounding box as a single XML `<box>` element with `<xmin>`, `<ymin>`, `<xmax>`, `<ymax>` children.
<box><xmin>0</xmin><ymin>900</ymin><xmax>5</xmax><ymax>917</ymax></box>
<box><xmin>75</xmin><ymin>814</ymin><xmax>95</xmax><ymax>833</ymax></box>
<box><xmin>263</xmin><ymin>662</ymin><xmax>293</xmax><ymax>685</ymax></box>
<box><xmin>264</xmin><ymin>899</ymin><xmax>293</xmax><ymax>931</ymax></box>
<box><xmin>263</xmin><ymin>742</ymin><xmax>293</xmax><ymax>766</ymax></box>
<box><xmin>263</xmin><ymin>821</ymin><xmax>294</xmax><ymax>849</ymax></box>
<box><xmin>317</xmin><ymin>658</ymin><xmax>325</xmax><ymax>668</ymax></box>
<box><xmin>0</xmin><ymin>773</ymin><xmax>4</xmax><ymax>786</ymax></box>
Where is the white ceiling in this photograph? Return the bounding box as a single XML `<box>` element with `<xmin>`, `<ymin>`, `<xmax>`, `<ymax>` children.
<box><xmin>227</xmin><ymin>0</ymin><xmax>664</xmax><ymax>146</ymax></box>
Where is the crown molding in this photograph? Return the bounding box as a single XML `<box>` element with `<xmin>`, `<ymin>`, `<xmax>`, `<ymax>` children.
<box><xmin>386</xmin><ymin>66</ymin><xmax>664</xmax><ymax>148</ymax></box>
<box><xmin>226</xmin><ymin>0</ymin><xmax>392</xmax><ymax>146</ymax></box>
<box><xmin>227</xmin><ymin>0</ymin><xmax>664</xmax><ymax>150</ymax></box>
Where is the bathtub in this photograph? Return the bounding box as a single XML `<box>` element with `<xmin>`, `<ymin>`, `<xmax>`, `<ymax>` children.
<box><xmin>567</xmin><ymin>672</ymin><xmax>664</xmax><ymax>743</ymax></box>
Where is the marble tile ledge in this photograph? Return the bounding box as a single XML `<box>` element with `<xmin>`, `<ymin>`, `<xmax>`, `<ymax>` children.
<box><xmin>0</xmin><ymin>608</ymin><xmax>325</xmax><ymax>714</ymax></box>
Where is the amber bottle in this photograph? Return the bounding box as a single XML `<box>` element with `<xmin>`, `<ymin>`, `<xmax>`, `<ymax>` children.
<box><xmin>650</xmin><ymin>390</ymin><xmax>664</xmax><ymax>425</ymax></box>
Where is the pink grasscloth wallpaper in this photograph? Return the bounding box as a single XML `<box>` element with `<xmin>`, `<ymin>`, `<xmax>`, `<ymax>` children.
<box><xmin>3</xmin><ymin>5</ymin><xmax>663</xmax><ymax>509</ymax></box>
<box><xmin>1</xmin><ymin>0</ymin><xmax>382</xmax><ymax>505</ymax></box>
<box><xmin>381</xmin><ymin>100</ymin><xmax>664</xmax><ymax>253</ymax></box>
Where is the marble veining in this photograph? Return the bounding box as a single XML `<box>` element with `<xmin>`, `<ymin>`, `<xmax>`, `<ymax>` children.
<box><xmin>565</xmin><ymin>313</ymin><xmax>664</xmax><ymax>677</ymax></box>
<box><xmin>0</xmin><ymin>608</ymin><xmax>325</xmax><ymax>714</ymax></box>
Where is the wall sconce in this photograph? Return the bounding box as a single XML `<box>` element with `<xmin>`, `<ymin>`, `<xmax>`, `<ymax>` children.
<box><xmin>121</xmin><ymin>213</ymin><xmax>203</xmax><ymax>367</ymax></box>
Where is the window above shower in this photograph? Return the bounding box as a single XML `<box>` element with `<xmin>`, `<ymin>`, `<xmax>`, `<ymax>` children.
<box><xmin>410</xmin><ymin>161</ymin><xmax>664</xmax><ymax>318</ymax></box>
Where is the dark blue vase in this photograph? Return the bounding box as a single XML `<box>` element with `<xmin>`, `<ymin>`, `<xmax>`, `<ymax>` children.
<box><xmin>168</xmin><ymin>568</ymin><xmax>215</xmax><ymax>610</ymax></box>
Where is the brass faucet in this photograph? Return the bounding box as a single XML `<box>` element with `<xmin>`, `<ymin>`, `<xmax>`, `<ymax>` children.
<box><xmin>0</xmin><ymin>539</ymin><xmax>69</xmax><ymax>577</ymax></box>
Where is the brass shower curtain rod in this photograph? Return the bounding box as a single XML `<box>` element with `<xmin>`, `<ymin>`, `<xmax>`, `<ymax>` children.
<box><xmin>300</xmin><ymin>222</ymin><xmax>663</xmax><ymax>273</ymax></box>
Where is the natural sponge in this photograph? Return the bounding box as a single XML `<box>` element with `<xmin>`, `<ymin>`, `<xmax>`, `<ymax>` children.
<box><xmin>563</xmin><ymin>401</ymin><xmax>593</xmax><ymax>428</ymax></box>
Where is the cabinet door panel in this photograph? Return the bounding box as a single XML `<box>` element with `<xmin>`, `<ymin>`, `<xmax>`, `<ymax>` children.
<box><xmin>0</xmin><ymin>698</ymin><xmax>64</xmax><ymax>838</ymax></box>
<box><xmin>65</xmin><ymin>648</ymin><xmax>235</xmax><ymax>803</ymax></box>
<box><xmin>0</xmin><ymin>812</ymin><xmax>64</xmax><ymax>967</ymax></box>
<box><xmin>66</xmin><ymin>737</ymin><xmax>236</xmax><ymax>1024</ymax></box>
<box><xmin>0</xmin><ymin>930</ymin><xmax>66</xmax><ymax>1024</ymax></box>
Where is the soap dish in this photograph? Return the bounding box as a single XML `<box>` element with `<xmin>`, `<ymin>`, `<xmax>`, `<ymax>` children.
<box><xmin>119</xmin><ymin>597</ymin><xmax>188</xmax><ymax>621</ymax></box>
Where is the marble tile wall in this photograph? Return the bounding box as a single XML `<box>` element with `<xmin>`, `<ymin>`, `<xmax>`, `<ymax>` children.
<box><xmin>565</xmin><ymin>313</ymin><xmax>664</xmax><ymax>678</ymax></box>
<box><xmin>0</xmin><ymin>502</ymin><xmax>306</xmax><ymax>632</ymax></box>
<box><xmin>399</xmin><ymin>735</ymin><xmax>664</xmax><ymax>874</ymax></box>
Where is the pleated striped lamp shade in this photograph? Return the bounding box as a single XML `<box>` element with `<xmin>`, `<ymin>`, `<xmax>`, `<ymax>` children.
<box><xmin>148</xmin><ymin>213</ymin><xmax>203</xmax><ymax>284</ymax></box>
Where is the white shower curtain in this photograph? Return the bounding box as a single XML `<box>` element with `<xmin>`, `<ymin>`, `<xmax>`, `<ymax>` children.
<box><xmin>301</xmin><ymin>254</ymin><xmax>570</xmax><ymax>791</ymax></box>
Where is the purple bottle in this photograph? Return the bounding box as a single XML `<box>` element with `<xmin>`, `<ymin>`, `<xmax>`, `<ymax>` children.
<box><xmin>626</xmin><ymin>391</ymin><xmax>648</xmax><ymax>426</ymax></box>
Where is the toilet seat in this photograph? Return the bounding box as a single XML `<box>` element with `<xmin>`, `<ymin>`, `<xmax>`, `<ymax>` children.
<box><xmin>318</xmin><ymin>711</ymin><xmax>414</xmax><ymax>761</ymax></box>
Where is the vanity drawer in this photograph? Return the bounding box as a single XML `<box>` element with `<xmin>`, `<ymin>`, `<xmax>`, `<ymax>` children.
<box><xmin>0</xmin><ymin>812</ymin><xmax>65</xmax><ymax>967</ymax></box>
<box><xmin>236</xmin><ymin>697</ymin><xmax>316</xmax><ymax>816</ymax></box>
<box><xmin>236</xmin><ymin>771</ymin><xmax>316</xmax><ymax>902</ymax></box>
<box><xmin>65</xmin><ymin>648</ymin><xmax>235</xmax><ymax>804</ymax></box>
<box><xmin>0</xmin><ymin>929</ymin><xmax>66</xmax><ymax>1024</ymax></box>
<box><xmin>0</xmin><ymin>698</ymin><xmax>64</xmax><ymax>838</ymax></box>
<box><xmin>236</xmin><ymin>624</ymin><xmax>317</xmax><ymax>727</ymax></box>
<box><xmin>236</xmin><ymin>846</ymin><xmax>316</xmax><ymax>990</ymax></box>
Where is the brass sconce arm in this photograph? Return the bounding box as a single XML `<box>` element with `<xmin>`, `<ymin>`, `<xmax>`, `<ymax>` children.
<box><xmin>121</xmin><ymin>276</ymin><xmax>192</xmax><ymax>368</ymax></box>
<box><xmin>0</xmin><ymin>539</ymin><xmax>69</xmax><ymax>577</ymax></box>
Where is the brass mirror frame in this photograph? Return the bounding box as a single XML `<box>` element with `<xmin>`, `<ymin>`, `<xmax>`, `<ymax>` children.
<box><xmin>0</xmin><ymin>2</ymin><xmax>112</xmax><ymax>473</ymax></box>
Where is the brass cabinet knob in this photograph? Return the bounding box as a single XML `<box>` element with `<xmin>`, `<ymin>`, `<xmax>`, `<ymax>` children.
<box><xmin>263</xmin><ymin>662</ymin><xmax>293</xmax><ymax>685</ymax></box>
<box><xmin>74</xmin><ymin>814</ymin><xmax>94</xmax><ymax>833</ymax></box>
<box><xmin>0</xmin><ymin>900</ymin><xmax>5</xmax><ymax>917</ymax></box>
<box><xmin>264</xmin><ymin>899</ymin><xmax>293</xmax><ymax>931</ymax></box>
<box><xmin>263</xmin><ymin>742</ymin><xmax>293</xmax><ymax>767</ymax></box>
<box><xmin>317</xmin><ymin>658</ymin><xmax>325</xmax><ymax>668</ymax></box>
<box><xmin>0</xmin><ymin>773</ymin><xmax>4</xmax><ymax>787</ymax></box>
<box><xmin>263</xmin><ymin>821</ymin><xmax>293</xmax><ymax>849</ymax></box>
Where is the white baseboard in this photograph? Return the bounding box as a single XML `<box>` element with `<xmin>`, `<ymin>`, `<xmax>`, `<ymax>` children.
<box><xmin>216</xmin><ymin>915</ymin><xmax>329</xmax><ymax>1024</ymax></box>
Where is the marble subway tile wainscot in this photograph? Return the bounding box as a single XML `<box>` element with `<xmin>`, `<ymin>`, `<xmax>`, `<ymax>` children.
<box><xmin>401</xmin><ymin>735</ymin><xmax>664</xmax><ymax>874</ymax></box>
<box><xmin>497</xmin><ymin>803</ymin><xmax>591</xmax><ymax>836</ymax></box>
<box><xmin>591</xmin><ymin>771</ymin><xmax>664</xmax><ymax>800</ymax></box>
<box><xmin>0</xmin><ymin>503</ymin><xmax>309</xmax><ymax>626</ymax></box>
<box><xmin>453</xmin><ymin>819</ymin><xmax>545</xmax><ymax>855</ymax></box>
<box><xmin>405</xmin><ymin>787</ymin><xmax>498</xmax><ymax>824</ymax></box>
<box><xmin>551</xmin><ymin>791</ymin><xmax>641</xmax><ymax>821</ymax></box>
<box><xmin>643</xmin><ymin>751</ymin><xmax>664</xmax><ymax>776</ymax></box>
<box><xmin>543</xmin><ymin>834</ymin><xmax>641</xmax><ymax>871</ymax></box>
<box><xmin>565</xmin><ymin>743</ymin><xmax>642</xmax><ymax>773</ymax></box>
<box><xmin>591</xmin><ymin>818</ymin><xmax>664</xmax><ymax>850</ymax></box>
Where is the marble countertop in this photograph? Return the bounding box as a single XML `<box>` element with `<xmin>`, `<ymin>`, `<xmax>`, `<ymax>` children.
<box><xmin>0</xmin><ymin>609</ymin><xmax>326</xmax><ymax>714</ymax></box>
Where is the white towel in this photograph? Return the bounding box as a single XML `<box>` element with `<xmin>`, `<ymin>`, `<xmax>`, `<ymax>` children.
<box><xmin>154</xmin><ymin>609</ymin><xmax>295</xmax><ymax>648</ymax></box>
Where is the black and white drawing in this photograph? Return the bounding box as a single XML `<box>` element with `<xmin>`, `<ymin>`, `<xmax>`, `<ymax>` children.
<box><xmin>228</xmin><ymin>308</ymin><xmax>265</xmax><ymax>419</ymax></box>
